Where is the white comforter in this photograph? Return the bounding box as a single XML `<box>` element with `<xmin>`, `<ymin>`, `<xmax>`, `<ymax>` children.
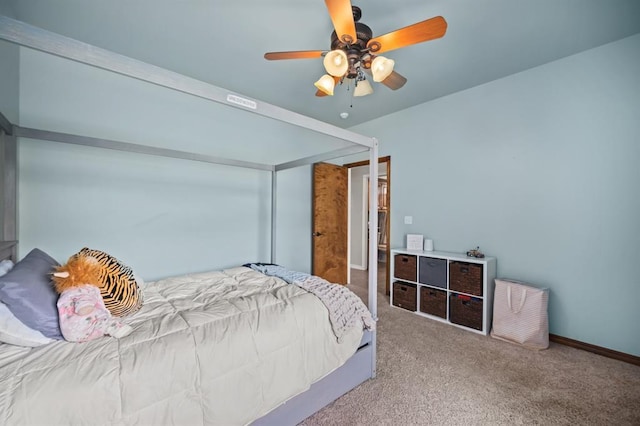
<box><xmin>0</xmin><ymin>267</ymin><xmax>364</xmax><ymax>425</ymax></box>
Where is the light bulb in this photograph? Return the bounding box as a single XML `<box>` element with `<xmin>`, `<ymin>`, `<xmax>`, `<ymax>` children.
<box><xmin>323</xmin><ymin>50</ymin><xmax>348</xmax><ymax>77</ymax></box>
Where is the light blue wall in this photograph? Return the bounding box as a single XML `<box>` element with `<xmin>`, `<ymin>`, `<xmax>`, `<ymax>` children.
<box><xmin>0</xmin><ymin>0</ymin><xmax>19</xmax><ymax>124</ymax></box>
<box><xmin>0</xmin><ymin>6</ymin><xmax>19</xmax><ymax>240</ymax></box>
<box><xmin>274</xmin><ymin>166</ymin><xmax>313</xmax><ymax>272</ymax></box>
<box><xmin>17</xmin><ymin>48</ymin><xmax>278</xmax><ymax>280</ymax></box>
<box><xmin>352</xmin><ymin>34</ymin><xmax>640</xmax><ymax>356</ymax></box>
<box><xmin>0</xmin><ymin>40</ymin><xmax>18</xmax><ymax>123</ymax></box>
<box><xmin>16</xmin><ymin>46</ymin><xmax>343</xmax><ymax>280</ymax></box>
<box><xmin>19</xmin><ymin>139</ymin><xmax>272</xmax><ymax>281</ymax></box>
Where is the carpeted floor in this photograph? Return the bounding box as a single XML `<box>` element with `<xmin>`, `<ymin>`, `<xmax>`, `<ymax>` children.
<box><xmin>300</xmin><ymin>267</ymin><xmax>640</xmax><ymax>425</ymax></box>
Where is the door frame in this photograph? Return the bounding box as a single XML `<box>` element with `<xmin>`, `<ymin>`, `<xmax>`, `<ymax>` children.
<box><xmin>359</xmin><ymin>173</ymin><xmax>387</xmax><ymax>269</ymax></box>
<box><xmin>345</xmin><ymin>156</ymin><xmax>391</xmax><ymax>295</ymax></box>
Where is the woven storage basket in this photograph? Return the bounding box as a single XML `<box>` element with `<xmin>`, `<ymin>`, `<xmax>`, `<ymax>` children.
<box><xmin>449</xmin><ymin>293</ymin><xmax>483</xmax><ymax>330</ymax></box>
<box><xmin>392</xmin><ymin>281</ymin><xmax>417</xmax><ymax>311</ymax></box>
<box><xmin>420</xmin><ymin>287</ymin><xmax>447</xmax><ymax>318</ymax></box>
<box><xmin>449</xmin><ymin>261</ymin><xmax>483</xmax><ymax>296</ymax></box>
<box><xmin>394</xmin><ymin>254</ymin><xmax>417</xmax><ymax>281</ymax></box>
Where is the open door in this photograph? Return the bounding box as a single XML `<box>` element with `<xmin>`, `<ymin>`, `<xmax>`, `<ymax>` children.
<box><xmin>312</xmin><ymin>162</ymin><xmax>348</xmax><ymax>284</ymax></box>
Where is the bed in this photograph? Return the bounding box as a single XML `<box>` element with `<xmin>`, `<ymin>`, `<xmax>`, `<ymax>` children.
<box><xmin>0</xmin><ymin>259</ymin><xmax>373</xmax><ymax>425</ymax></box>
<box><xmin>0</xmin><ymin>15</ymin><xmax>380</xmax><ymax>426</ymax></box>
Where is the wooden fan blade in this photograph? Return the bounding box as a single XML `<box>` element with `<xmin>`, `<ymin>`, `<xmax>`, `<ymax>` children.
<box><xmin>364</xmin><ymin>68</ymin><xmax>407</xmax><ymax>90</ymax></box>
<box><xmin>325</xmin><ymin>0</ymin><xmax>357</xmax><ymax>44</ymax></box>
<box><xmin>380</xmin><ymin>71</ymin><xmax>407</xmax><ymax>90</ymax></box>
<box><xmin>367</xmin><ymin>16</ymin><xmax>447</xmax><ymax>54</ymax></box>
<box><xmin>264</xmin><ymin>50</ymin><xmax>325</xmax><ymax>60</ymax></box>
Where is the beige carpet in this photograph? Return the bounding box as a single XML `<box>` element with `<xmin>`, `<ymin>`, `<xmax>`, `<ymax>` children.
<box><xmin>300</xmin><ymin>267</ymin><xmax>640</xmax><ymax>425</ymax></box>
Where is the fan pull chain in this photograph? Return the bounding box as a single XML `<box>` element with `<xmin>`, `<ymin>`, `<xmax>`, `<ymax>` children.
<box><xmin>348</xmin><ymin>79</ymin><xmax>354</xmax><ymax>108</ymax></box>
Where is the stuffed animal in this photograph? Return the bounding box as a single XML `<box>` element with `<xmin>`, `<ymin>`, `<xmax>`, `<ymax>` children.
<box><xmin>75</xmin><ymin>247</ymin><xmax>143</xmax><ymax>317</ymax></box>
<box><xmin>53</xmin><ymin>254</ymin><xmax>132</xmax><ymax>342</ymax></box>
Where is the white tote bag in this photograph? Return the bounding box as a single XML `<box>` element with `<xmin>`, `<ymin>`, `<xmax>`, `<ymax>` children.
<box><xmin>491</xmin><ymin>279</ymin><xmax>549</xmax><ymax>350</ymax></box>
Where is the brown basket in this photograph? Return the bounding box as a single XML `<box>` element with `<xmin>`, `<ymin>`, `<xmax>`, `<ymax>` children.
<box><xmin>449</xmin><ymin>293</ymin><xmax>483</xmax><ymax>330</ymax></box>
<box><xmin>392</xmin><ymin>281</ymin><xmax>417</xmax><ymax>311</ymax></box>
<box><xmin>449</xmin><ymin>261</ymin><xmax>483</xmax><ymax>296</ymax></box>
<box><xmin>419</xmin><ymin>287</ymin><xmax>447</xmax><ymax>318</ymax></box>
<box><xmin>394</xmin><ymin>254</ymin><xmax>417</xmax><ymax>281</ymax></box>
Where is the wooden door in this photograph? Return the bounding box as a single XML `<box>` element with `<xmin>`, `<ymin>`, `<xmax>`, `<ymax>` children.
<box><xmin>312</xmin><ymin>162</ymin><xmax>348</xmax><ymax>284</ymax></box>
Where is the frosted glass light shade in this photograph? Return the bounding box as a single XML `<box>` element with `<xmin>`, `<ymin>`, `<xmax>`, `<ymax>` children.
<box><xmin>354</xmin><ymin>79</ymin><xmax>373</xmax><ymax>97</ymax></box>
<box><xmin>371</xmin><ymin>56</ymin><xmax>395</xmax><ymax>82</ymax></box>
<box><xmin>323</xmin><ymin>50</ymin><xmax>349</xmax><ymax>77</ymax></box>
<box><xmin>314</xmin><ymin>74</ymin><xmax>335</xmax><ymax>96</ymax></box>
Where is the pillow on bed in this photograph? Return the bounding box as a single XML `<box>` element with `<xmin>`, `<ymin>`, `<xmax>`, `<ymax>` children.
<box><xmin>76</xmin><ymin>248</ymin><xmax>143</xmax><ymax>317</ymax></box>
<box><xmin>0</xmin><ymin>259</ymin><xmax>54</xmax><ymax>346</ymax></box>
<box><xmin>0</xmin><ymin>259</ymin><xmax>14</xmax><ymax>277</ymax></box>
<box><xmin>0</xmin><ymin>301</ymin><xmax>54</xmax><ymax>347</ymax></box>
<box><xmin>0</xmin><ymin>248</ymin><xmax>63</xmax><ymax>340</ymax></box>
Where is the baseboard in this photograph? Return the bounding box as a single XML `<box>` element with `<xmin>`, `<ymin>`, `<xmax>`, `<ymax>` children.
<box><xmin>550</xmin><ymin>334</ymin><xmax>640</xmax><ymax>366</ymax></box>
<box><xmin>350</xmin><ymin>264</ymin><xmax>366</xmax><ymax>270</ymax></box>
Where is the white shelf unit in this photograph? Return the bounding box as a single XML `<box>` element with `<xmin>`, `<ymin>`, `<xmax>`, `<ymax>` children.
<box><xmin>390</xmin><ymin>248</ymin><xmax>497</xmax><ymax>335</ymax></box>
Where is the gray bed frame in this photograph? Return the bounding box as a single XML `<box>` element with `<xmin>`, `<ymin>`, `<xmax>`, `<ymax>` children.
<box><xmin>0</xmin><ymin>15</ymin><xmax>379</xmax><ymax>425</ymax></box>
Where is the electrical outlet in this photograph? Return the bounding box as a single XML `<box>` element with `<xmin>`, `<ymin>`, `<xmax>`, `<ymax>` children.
<box><xmin>404</xmin><ymin>216</ymin><xmax>413</xmax><ymax>225</ymax></box>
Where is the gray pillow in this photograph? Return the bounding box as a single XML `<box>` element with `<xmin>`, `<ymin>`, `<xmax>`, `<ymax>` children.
<box><xmin>0</xmin><ymin>248</ymin><xmax>62</xmax><ymax>339</ymax></box>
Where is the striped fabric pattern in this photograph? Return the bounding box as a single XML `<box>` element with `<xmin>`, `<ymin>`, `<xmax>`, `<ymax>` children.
<box><xmin>77</xmin><ymin>248</ymin><xmax>143</xmax><ymax>317</ymax></box>
<box><xmin>491</xmin><ymin>279</ymin><xmax>549</xmax><ymax>350</ymax></box>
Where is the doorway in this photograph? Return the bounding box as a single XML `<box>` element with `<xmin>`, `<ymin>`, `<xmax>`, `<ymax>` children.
<box><xmin>345</xmin><ymin>156</ymin><xmax>391</xmax><ymax>295</ymax></box>
<box><xmin>310</xmin><ymin>157</ymin><xmax>391</xmax><ymax>295</ymax></box>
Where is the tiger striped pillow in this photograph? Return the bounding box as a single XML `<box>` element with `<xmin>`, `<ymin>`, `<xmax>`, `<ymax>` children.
<box><xmin>77</xmin><ymin>248</ymin><xmax>143</xmax><ymax>317</ymax></box>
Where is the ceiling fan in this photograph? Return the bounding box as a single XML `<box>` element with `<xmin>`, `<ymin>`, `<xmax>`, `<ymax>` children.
<box><xmin>264</xmin><ymin>0</ymin><xmax>447</xmax><ymax>97</ymax></box>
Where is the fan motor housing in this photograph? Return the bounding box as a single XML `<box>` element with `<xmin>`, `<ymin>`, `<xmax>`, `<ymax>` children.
<box><xmin>330</xmin><ymin>22</ymin><xmax>373</xmax><ymax>51</ymax></box>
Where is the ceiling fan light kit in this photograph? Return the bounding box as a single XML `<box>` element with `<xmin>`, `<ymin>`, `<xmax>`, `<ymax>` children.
<box><xmin>264</xmin><ymin>0</ymin><xmax>447</xmax><ymax>98</ymax></box>
<box><xmin>323</xmin><ymin>49</ymin><xmax>349</xmax><ymax>76</ymax></box>
<box><xmin>353</xmin><ymin>78</ymin><xmax>374</xmax><ymax>97</ymax></box>
<box><xmin>370</xmin><ymin>56</ymin><xmax>395</xmax><ymax>82</ymax></box>
<box><xmin>314</xmin><ymin>74</ymin><xmax>336</xmax><ymax>96</ymax></box>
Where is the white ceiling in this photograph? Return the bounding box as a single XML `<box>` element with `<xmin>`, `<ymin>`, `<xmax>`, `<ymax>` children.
<box><xmin>4</xmin><ymin>0</ymin><xmax>640</xmax><ymax>128</ymax></box>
